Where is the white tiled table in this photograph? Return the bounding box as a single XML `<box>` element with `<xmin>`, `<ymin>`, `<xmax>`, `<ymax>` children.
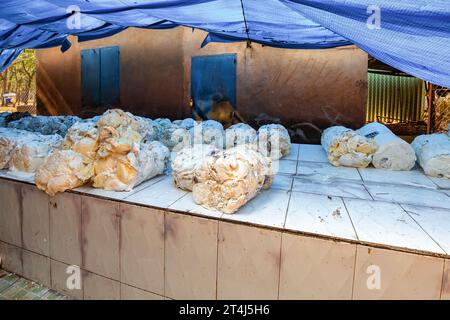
<box><xmin>1</xmin><ymin>143</ymin><xmax>450</xmax><ymax>259</ymax></box>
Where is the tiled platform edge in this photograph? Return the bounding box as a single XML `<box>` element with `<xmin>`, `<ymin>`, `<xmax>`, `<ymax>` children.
<box><xmin>0</xmin><ymin>178</ymin><xmax>448</xmax><ymax>300</ymax></box>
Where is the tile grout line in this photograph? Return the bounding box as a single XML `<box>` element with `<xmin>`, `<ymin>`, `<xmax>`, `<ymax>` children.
<box><xmin>48</xmin><ymin>196</ymin><xmax>52</xmax><ymax>290</ymax></box>
<box><xmin>276</xmin><ymin>233</ymin><xmax>283</xmax><ymax>300</ymax></box>
<box><xmin>399</xmin><ymin>203</ymin><xmax>447</xmax><ymax>255</ymax></box>
<box><xmin>357</xmin><ymin>169</ymin><xmax>375</xmax><ymax>201</ymax></box>
<box><xmin>163</xmin><ymin>210</ymin><xmax>166</xmax><ymax>299</ymax></box>
<box><xmin>282</xmin><ymin>180</ymin><xmax>294</xmax><ymax>229</ymax></box>
<box><xmin>80</xmin><ymin>196</ymin><xmax>85</xmax><ymax>300</ymax></box>
<box><xmin>439</xmin><ymin>260</ymin><xmax>445</xmax><ymax>300</ymax></box>
<box><xmin>341</xmin><ymin>198</ymin><xmax>360</xmax><ymax>241</ymax></box>
<box><xmin>118</xmin><ymin>202</ymin><xmax>122</xmax><ymax>299</ymax></box>
<box><xmin>350</xmin><ymin>244</ymin><xmax>358</xmax><ymax>300</ymax></box>
<box><xmin>215</xmin><ymin>220</ymin><xmax>219</xmax><ymax>300</ymax></box>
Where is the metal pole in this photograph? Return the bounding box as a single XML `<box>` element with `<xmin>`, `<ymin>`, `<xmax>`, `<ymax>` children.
<box><xmin>426</xmin><ymin>82</ymin><xmax>434</xmax><ymax>134</ymax></box>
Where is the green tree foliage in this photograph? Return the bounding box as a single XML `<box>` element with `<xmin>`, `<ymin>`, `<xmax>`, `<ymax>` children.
<box><xmin>0</xmin><ymin>49</ymin><xmax>36</xmax><ymax>106</ymax></box>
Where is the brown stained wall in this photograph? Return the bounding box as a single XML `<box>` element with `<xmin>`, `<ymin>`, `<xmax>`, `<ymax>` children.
<box><xmin>37</xmin><ymin>28</ymin><xmax>185</xmax><ymax>119</ymax></box>
<box><xmin>37</xmin><ymin>27</ymin><xmax>368</xmax><ymax>143</ymax></box>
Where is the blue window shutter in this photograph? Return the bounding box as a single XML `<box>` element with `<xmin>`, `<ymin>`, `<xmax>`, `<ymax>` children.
<box><xmin>100</xmin><ymin>46</ymin><xmax>120</xmax><ymax>107</ymax></box>
<box><xmin>81</xmin><ymin>48</ymin><xmax>100</xmax><ymax>107</ymax></box>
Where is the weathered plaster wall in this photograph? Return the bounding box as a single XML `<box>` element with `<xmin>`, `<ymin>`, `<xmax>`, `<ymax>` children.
<box><xmin>37</xmin><ymin>27</ymin><xmax>368</xmax><ymax>143</ymax></box>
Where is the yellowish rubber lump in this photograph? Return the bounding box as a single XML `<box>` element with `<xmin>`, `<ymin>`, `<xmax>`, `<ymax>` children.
<box><xmin>321</xmin><ymin>126</ymin><xmax>377</xmax><ymax>168</ymax></box>
<box><xmin>192</xmin><ymin>146</ymin><xmax>272</xmax><ymax>214</ymax></box>
<box><xmin>358</xmin><ymin>122</ymin><xmax>416</xmax><ymax>171</ymax></box>
<box><xmin>63</xmin><ymin>121</ymin><xmax>99</xmax><ymax>159</ymax></box>
<box><xmin>172</xmin><ymin>144</ymin><xmax>220</xmax><ymax>191</ymax></box>
<box><xmin>94</xmin><ymin>110</ymin><xmax>169</xmax><ymax>192</ymax></box>
<box><xmin>35</xmin><ymin>150</ymin><xmax>94</xmax><ymax>196</ymax></box>
<box><xmin>93</xmin><ymin>140</ymin><xmax>169</xmax><ymax>191</ymax></box>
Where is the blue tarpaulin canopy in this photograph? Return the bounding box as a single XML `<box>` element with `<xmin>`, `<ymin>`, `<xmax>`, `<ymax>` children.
<box><xmin>0</xmin><ymin>0</ymin><xmax>449</xmax><ymax>87</ymax></box>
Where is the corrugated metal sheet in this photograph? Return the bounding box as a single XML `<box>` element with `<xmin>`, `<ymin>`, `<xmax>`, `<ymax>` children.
<box><xmin>366</xmin><ymin>73</ymin><xmax>426</xmax><ymax>123</ymax></box>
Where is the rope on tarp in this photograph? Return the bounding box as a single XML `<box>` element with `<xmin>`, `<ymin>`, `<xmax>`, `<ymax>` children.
<box><xmin>239</xmin><ymin>0</ymin><xmax>251</xmax><ymax>48</ymax></box>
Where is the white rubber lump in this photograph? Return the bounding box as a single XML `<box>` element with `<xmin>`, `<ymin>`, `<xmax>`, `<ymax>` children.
<box><xmin>358</xmin><ymin>122</ymin><xmax>416</xmax><ymax>171</ymax></box>
<box><xmin>8</xmin><ymin>115</ymin><xmax>81</xmax><ymax>136</ymax></box>
<box><xmin>321</xmin><ymin>126</ymin><xmax>377</xmax><ymax>168</ymax></box>
<box><xmin>257</xmin><ymin>124</ymin><xmax>291</xmax><ymax>160</ymax></box>
<box><xmin>192</xmin><ymin>145</ymin><xmax>273</xmax><ymax>214</ymax></box>
<box><xmin>225</xmin><ymin>123</ymin><xmax>258</xmax><ymax>149</ymax></box>
<box><xmin>157</xmin><ymin>121</ymin><xmax>191</xmax><ymax>152</ymax></box>
<box><xmin>93</xmin><ymin>109</ymin><xmax>169</xmax><ymax>191</ymax></box>
<box><xmin>411</xmin><ymin>133</ymin><xmax>450</xmax><ymax>179</ymax></box>
<box><xmin>0</xmin><ymin>128</ymin><xmax>39</xmax><ymax>169</ymax></box>
<box><xmin>35</xmin><ymin>149</ymin><xmax>94</xmax><ymax>196</ymax></box>
<box><xmin>173</xmin><ymin>118</ymin><xmax>197</xmax><ymax>130</ymax></box>
<box><xmin>172</xmin><ymin>144</ymin><xmax>220</xmax><ymax>191</ymax></box>
<box><xmin>190</xmin><ymin>120</ymin><xmax>225</xmax><ymax>149</ymax></box>
<box><xmin>9</xmin><ymin>133</ymin><xmax>62</xmax><ymax>174</ymax></box>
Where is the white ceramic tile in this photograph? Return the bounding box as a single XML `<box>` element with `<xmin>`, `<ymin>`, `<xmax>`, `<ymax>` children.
<box><xmin>83</xmin><ymin>271</ymin><xmax>120</xmax><ymax>300</ymax></box>
<box><xmin>120</xmin><ymin>284</ymin><xmax>164</xmax><ymax>300</ymax></box>
<box><xmin>217</xmin><ymin>222</ymin><xmax>281</xmax><ymax>300</ymax></box>
<box><xmin>120</xmin><ymin>204</ymin><xmax>165</xmax><ymax>295</ymax></box>
<box><xmin>284</xmin><ymin>143</ymin><xmax>300</xmax><ymax>161</ymax></box>
<box><xmin>222</xmin><ymin>189</ymin><xmax>290</xmax><ymax>228</ymax></box>
<box><xmin>0</xmin><ymin>241</ymin><xmax>22</xmax><ymax>275</ymax></box>
<box><xmin>165</xmin><ymin>212</ymin><xmax>218</xmax><ymax>300</ymax></box>
<box><xmin>298</xmin><ymin>144</ymin><xmax>328</xmax><ymax>163</ymax></box>
<box><xmin>429</xmin><ymin>177</ymin><xmax>450</xmax><ymax>189</ymax></box>
<box><xmin>402</xmin><ymin>204</ymin><xmax>450</xmax><ymax>254</ymax></box>
<box><xmin>81</xmin><ymin>197</ymin><xmax>120</xmax><ymax>280</ymax></box>
<box><xmin>293</xmin><ymin>177</ymin><xmax>371</xmax><ymax>200</ymax></box>
<box><xmin>359</xmin><ymin>168</ymin><xmax>437</xmax><ymax>189</ymax></box>
<box><xmin>297</xmin><ymin>161</ymin><xmax>362</xmax><ymax>181</ymax></box>
<box><xmin>168</xmin><ymin>193</ymin><xmax>223</xmax><ymax>218</ymax></box>
<box><xmin>50</xmin><ymin>259</ymin><xmax>83</xmax><ymax>300</ymax></box>
<box><xmin>22</xmin><ymin>250</ymin><xmax>51</xmax><ymax>287</ymax></box>
<box><xmin>124</xmin><ymin>175</ymin><xmax>187</xmax><ymax>209</ymax></box>
<box><xmin>21</xmin><ymin>184</ymin><xmax>50</xmax><ymax>256</ymax></box>
<box><xmin>74</xmin><ymin>175</ymin><xmax>165</xmax><ymax>200</ymax></box>
<box><xmin>0</xmin><ymin>170</ymin><xmax>34</xmax><ymax>183</ymax></box>
<box><xmin>344</xmin><ymin>198</ymin><xmax>445</xmax><ymax>254</ymax></box>
<box><xmin>275</xmin><ymin>159</ymin><xmax>297</xmax><ymax>175</ymax></box>
<box><xmin>279</xmin><ymin>234</ymin><xmax>356</xmax><ymax>300</ymax></box>
<box><xmin>49</xmin><ymin>193</ymin><xmax>82</xmax><ymax>266</ymax></box>
<box><xmin>365</xmin><ymin>183</ymin><xmax>450</xmax><ymax>210</ymax></box>
<box><xmin>270</xmin><ymin>174</ymin><xmax>293</xmax><ymax>191</ymax></box>
<box><xmin>353</xmin><ymin>245</ymin><xmax>444</xmax><ymax>300</ymax></box>
<box><xmin>285</xmin><ymin>192</ymin><xmax>357</xmax><ymax>241</ymax></box>
<box><xmin>443</xmin><ymin>260</ymin><xmax>450</xmax><ymax>300</ymax></box>
<box><xmin>0</xmin><ymin>179</ymin><xmax>22</xmax><ymax>246</ymax></box>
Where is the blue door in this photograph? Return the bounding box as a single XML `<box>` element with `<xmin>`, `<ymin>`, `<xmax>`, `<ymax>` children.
<box><xmin>191</xmin><ymin>54</ymin><xmax>237</xmax><ymax>118</ymax></box>
<box><xmin>81</xmin><ymin>48</ymin><xmax>101</xmax><ymax>107</ymax></box>
<box><xmin>81</xmin><ymin>46</ymin><xmax>120</xmax><ymax>108</ymax></box>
